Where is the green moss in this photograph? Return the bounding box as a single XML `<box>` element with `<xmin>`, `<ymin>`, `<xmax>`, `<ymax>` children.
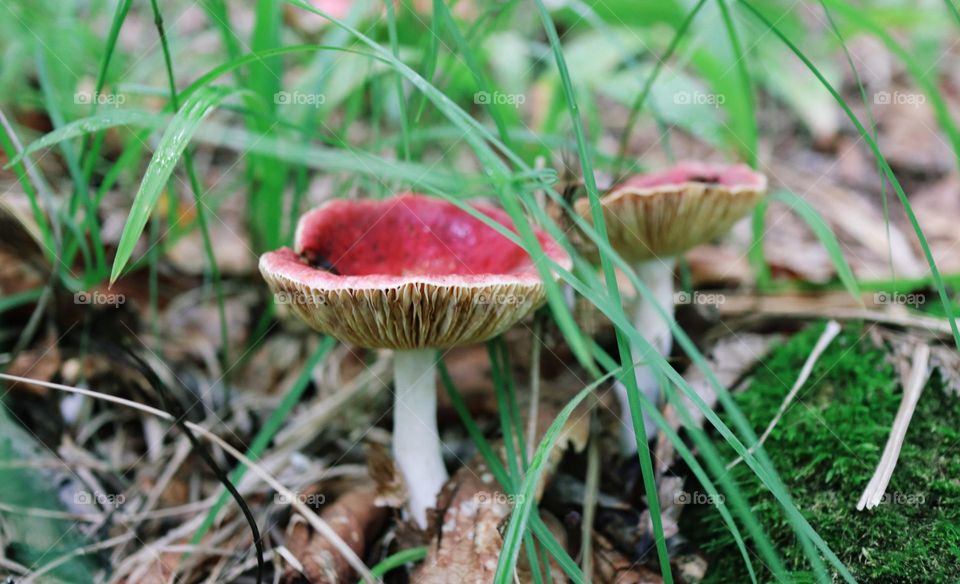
<box><xmin>687</xmin><ymin>323</ymin><xmax>960</xmax><ymax>583</ymax></box>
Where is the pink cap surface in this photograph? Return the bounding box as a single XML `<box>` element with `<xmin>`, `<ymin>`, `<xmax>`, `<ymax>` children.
<box><xmin>619</xmin><ymin>161</ymin><xmax>765</xmax><ymax>191</ymax></box>
<box><xmin>261</xmin><ymin>194</ymin><xmax>571</xmax><ymax>349</ymax></box>
<box><xmin>576</xmin><ymin>161</ymin><xmax>767</xmax><ymax>261</ymax></box>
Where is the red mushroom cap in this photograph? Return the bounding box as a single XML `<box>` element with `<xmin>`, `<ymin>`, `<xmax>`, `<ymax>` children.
<box><xmin>260</xmin><ymin>194</ymin><xmax>571</xmax><ymax>349</ymax></box>
<box><xmin>575</xmin><ymin>161</ymin><xmax>767</xmax><ymax>261</ymax></box>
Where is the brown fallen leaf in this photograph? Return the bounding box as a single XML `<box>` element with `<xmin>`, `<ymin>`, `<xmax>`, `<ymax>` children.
<box><xmin>771</xmin><ymin>164</ymin><xmax>923</xmax><ymax>281</ymax></box>
<box><xmin>367</xmin><ymin>441</ymin><xmax>407</xmax><ymax>511</ymax></box>
<box><xmin>912</xmin><ymin>173</ymin><xmax>960</xmax><ymax>274</ymax></box>
<box><xmin>415</xmin><ymin>379</ymin><xmax>591</xmax><ymax>583</ymax></box>
<box><xmin>415</xmin><ymin>458</ymin><xmax>514</xmax><ymax>583</ymax></box>
<box><xmin>6</xmin><ymin>332</ymin><xmax>61</xmax><ymax>393</ymax></box>
<box><xmin>283</xmin><ymin>487</ymin><xmax>388</xmax><ymax>583</ymax></box>
<box><xmin>875</xmin><ymin>88</ymin><xmax>954</xmax><ymax>176</ymax></box>
<box><xmin>685</xmin><ymin>244</ymin><xmax>754</xmax><ymax>288</ymax></box>
<box><xmin>592</xmin><ymin>531</ymin><xmax>664</xmax><ymax>584</ymax></box>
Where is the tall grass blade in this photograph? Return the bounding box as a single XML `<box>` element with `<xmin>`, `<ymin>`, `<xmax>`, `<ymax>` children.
<box><xmin>739</xmin><ymin>0</ymin><xmax>960</xmax><ymax>350</ymax></box>
<box><xmin>109</xmin><ymin>85</ymin><xmax>246</xmax><ymax>283</ymax></box>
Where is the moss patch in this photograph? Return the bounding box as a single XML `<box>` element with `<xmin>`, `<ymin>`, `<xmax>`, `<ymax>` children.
<box><xmin>687</xmin><ymin>323</ymin><xmax>960</xmax><ymax>583</ymax></box>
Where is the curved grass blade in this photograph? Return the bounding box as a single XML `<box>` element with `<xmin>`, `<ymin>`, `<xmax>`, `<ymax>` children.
<box><xmin>494</xmin><ymin>374</ymin><xmax>615</xmax><ymax>583</ymax></box>
<box><xmin>384</xmin><ymin>0</ymin><xmax>410</xmax><ymax>160</ymax></box>
<box><xmin>945</xmin><ymin>0</ymin><xmax>960</xmax><ymax>25</ymax></box>
<box><xmin>487</xmin><ymin>340</ymin><xmax>545</xmax><ymax>584</ymax></box>
<box><xmin>35</xmin><ymin>47</ymin><xmax>107</xmax><ymax>278</ymax></box>
<box><xmin>529</xmin><ymin>0</ymin><xmax>672</xmax><ymax>580</ymax></box>
<box><xmin>79</xmin><ymin>0</ymin><xmax>133</xmax><ymax>180</ymax></box>
<box><xmin>713</xmin><ymin>0</ymin><xmax>758</xmax><ymax>166</ymax></box>
<box><xmin>10</xmin><ymin>111</ymin><xmax>483</xmax><ymax>196</ymax></box>
<box><xmin>438</xmin><ymin>362</ymin><xmax>585</xmax><ymax>583</ymax></box>
<box><xmin>6</xmin><ymin>111</ymin><xmax>164</xmax><ymax>168</ymax></box>
<box><xmin>822</xmin><ymin>0</ymin><xmax>960</xmax><ymax>170</ymax></box>
<box><xmin>712</xmin><ymin>0</ymin><xmax>770</xmax><ymax>293</ymax></box>
<box><xmin>739</xmin><ymin>0</ymin><xmax>960</xmax><ymax>348</ymax></box>
<box><xmin>587</xmin><ymin>343</ymin><xmax>760</xmax><ymax>583</ymax></box>
<box><xmin>819</xmin><ymin>0</ymin><xmax>894</xmax><ymax>282</ymax></box>
<box><xmin>361</xmin><ymin>547</ymin><xmax>427</xmax><ymax>583</ymax></box>
<box><xmin>148</xmin><ymin>0</ymin><xmax>231</xmax><ymax>366</ymax></box>
<box><xmin>613</xmin><ymin>0</ymin><xmax>709</xmax><ymax>178</ymax></box>
<box><xmin>109</xmin><ymin>85</ymin><xmax>245</xmax><ymax>284</ymax></box>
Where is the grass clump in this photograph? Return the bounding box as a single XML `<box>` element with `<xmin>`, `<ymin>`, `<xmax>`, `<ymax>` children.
<box><xmin>688</xmin><ymin>323</ymin><xmax>960</xmax><ymax>583</ymax></box>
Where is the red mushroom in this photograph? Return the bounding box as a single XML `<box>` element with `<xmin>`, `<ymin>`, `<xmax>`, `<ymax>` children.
<box><xmin>577</xmin><ymin>162</ymin><xmax>767</xmax><ymax>448</ymax></box>
<box><xmin>260</xmin><ymin>194</ymin><xmax>570</xmax><ymax>527</ymax></box>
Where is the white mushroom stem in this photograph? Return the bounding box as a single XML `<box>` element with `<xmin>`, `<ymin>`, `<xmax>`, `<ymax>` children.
<box><xmin>615</xmin><ymin>258</ymin><xmax>677</xmax><ymax>451</ymax></box>
<box><xmin>393</xmin><ymin>348</ymin><xmax>448</xmax><ymax>528</ymax></box>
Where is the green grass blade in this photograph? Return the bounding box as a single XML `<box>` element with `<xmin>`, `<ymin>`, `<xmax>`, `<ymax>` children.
<box><xmin>588</xmin><ymin>343</ymin><xmax>760</xmax><ymax>582</ymax></box>
<box><xmin>361</xmin><ymin>546</ymin><xmax>428</xmax><ymax>582</ymax></box>
<box><xmin>945</xmin><ymin>0</ymin><xmax>960</xmax><ymax>25</ymax></box>
<box><xmin>6</xmin><ymin>110</ymin><xmax>165</xmax><ymax>168</ymax></box>
<box><xmin>200</xmin><ymin>0</ymin><xmax>245</xmax><ymax>78</ymax></box>
<box><xmin>79</xmin><ymin>0</ymin><xmax>133</xmax><ymax>180</ymax></box>
<box><xmin>487</xmin><ymin>339</ymin><xmax>544</xmax><ymax>584</ymax></box>
<box><xmin>410</xmin><ymin>0</ymin><xmax>443</xmax><ymax>124</ymax></box>
<box><xmin>383</xmin><ymin>0</ymin><xmax>410</xmax><ymax>161</ymax></box>
<box><xmin>35</xmin><ymin>47</ymin><xmax>106</xmax><ymax>278</ymax></box>
<box><xmin>613</xmin><ymin>0</ymin><xmax>710</xmax><ymax>177</ymax></box>
<box><xmin>433</xmin><ymin>0</ymin><xmax>517</xmax><ymax>152</ymax></box>
<box><xmin>109</xmin><ymin>85</ymin><xmax>245</xmax><ymax>283</ymax></box>
<box><xmin>819</xmin><ymin>0</ymin><xmax>893</xmax><ymax>282</ymax></box>
<box><xmin>0</xmin><ymin>115</ymin><xmax>56</xmax><ymax>259</ymax></box>
<box><xmin>493</xmin><ymin>373</ymin><xmax>616</xmax><ymax>583</ymax></box>
<box><xmin>529</xmin><ymin>0</ymin><xmax>673</xmax><ymax>580</ymax></box>
<box><xmin>739</xmin><ymin>0</ymin><xmax>960</xmax><ymax>349</ymax></box>
<box><xmin>149</xmin><ymin>0</ymin><xmax>231</xmax><ymax>366</ymax></box>
<box><xmin>714</xmin><ymin>0</ymin><xmax>758</xmax><ymax>166</ymax></box>
<box><xmin>438</xmin><ymin>361</ymin><xmax>584</xmax><ymax>583</ymax></box>
<box><xmin>247</xmin><ymin>0</ymin><xmax>288</xmax><ymax>251</ymax></box>
<box><xmin>820</xmin><ymin>0</ymin><xmax>960</xmax><ymax>170</ymax></box>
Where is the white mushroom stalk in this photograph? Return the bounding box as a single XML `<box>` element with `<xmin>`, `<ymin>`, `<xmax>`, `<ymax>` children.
<box><xmin>615</xmin><ymin>257</ymin><xmax>677</xmax><ymax>448</ymax></box>
<box><xmin>392</xmin><ymin>349</ymin><xmax>448</xmax><ymax>527</ymax></box>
